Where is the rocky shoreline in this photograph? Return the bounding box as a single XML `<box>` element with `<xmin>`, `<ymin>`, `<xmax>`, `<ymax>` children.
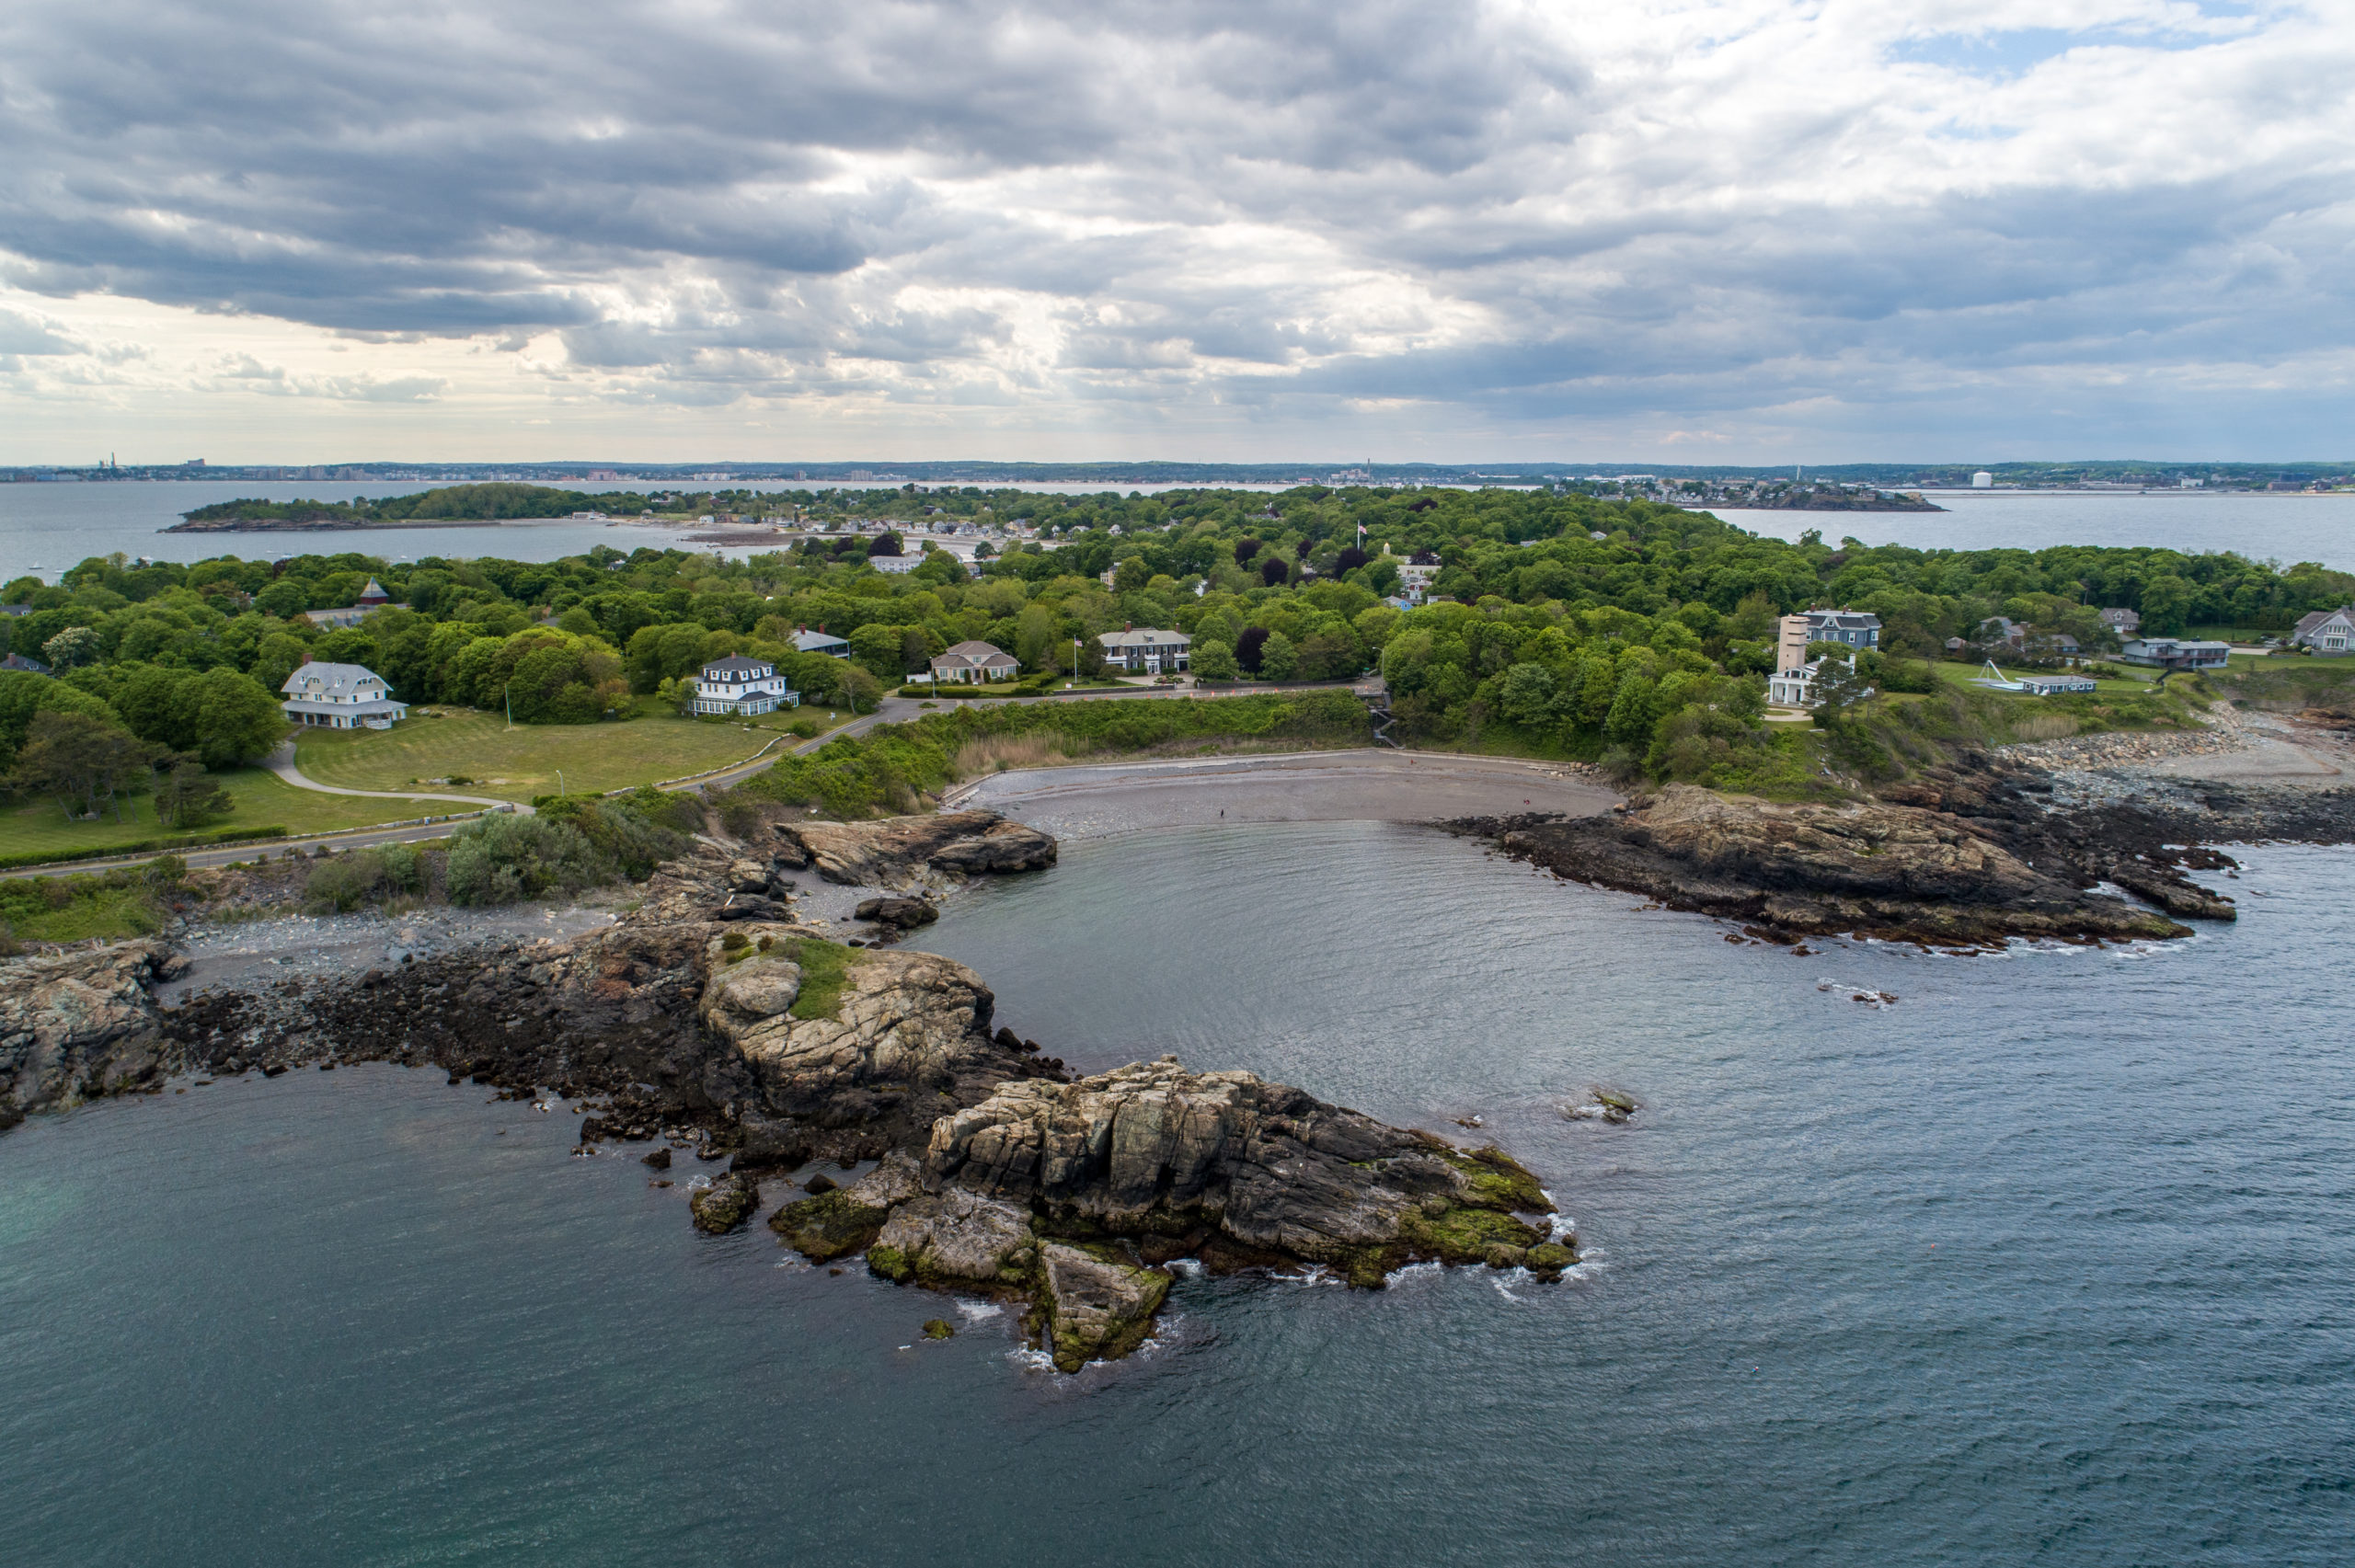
<box><xmin>0</xmin><ymin>806</ymin><xmax>1569</xmax><ymax>1372</ymax></box>
<box><xmin>1448</xmin><ymin>738</ymin><xmax>2355</xmax><ymax>945</ymax></box>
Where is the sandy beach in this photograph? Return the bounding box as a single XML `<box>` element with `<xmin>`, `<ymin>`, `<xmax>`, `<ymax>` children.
<box><xmin>948</xmin><ymin>748</ymin><xmax>1619</xmax><ymax>839</ymax></box>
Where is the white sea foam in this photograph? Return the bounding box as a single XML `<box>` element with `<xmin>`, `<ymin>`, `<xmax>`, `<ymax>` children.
<box><xmin>1005</xmin><ymin>1347</ymin><xmax>1057</xmax><ymax>1374</ymax></box>
<box><xmin>1165</xmin><ymin>1257</ymin><xmax>1205</xmax><ymax>1278</ymax></box>
<box><xmin>954</xmin><ymin>1299</ymin><xmax>1005</xmax><ymax>1323</ymax></box>
<box><xmin>1270</xmin><ymin>1264</ymin><xmax>1342</xmax><ymax>1287</ymax></box>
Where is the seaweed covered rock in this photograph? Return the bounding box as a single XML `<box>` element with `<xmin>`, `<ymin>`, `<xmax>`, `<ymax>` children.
<box><xmin>782</xmin><ymin>810</ymin><xmax>1056</xmax><ymax>887</ymax></box>
<box><xmin>689</xmin><ymin>1172</ymin><xmax>760</xmax><ymax>1233</ymax></box>
<box><xmin>1039</xmin><ymin>1243</ymin><xmax>1172</xmax><ymax>1371</ymax></box>
<box><xmin>769</xmin><ymin>1151</ymin><xmax>925</xmax><ymax>1259</ymax></box>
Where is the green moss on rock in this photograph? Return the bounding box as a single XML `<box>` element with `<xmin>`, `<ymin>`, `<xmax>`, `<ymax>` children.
<box><xmin>769</xmin><ymin>1189</ymin><xmax>893</xmax><ymax>1260</ymax></box>
<box><xmin>867</xmin><ymin>1243</ymin><xmax>912</xmax><ymax>1282</ymax></box>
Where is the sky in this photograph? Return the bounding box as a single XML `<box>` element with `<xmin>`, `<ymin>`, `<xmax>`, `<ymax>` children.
<box><xmin>1</xmin><ymin>0</ymin><xmax>2350</xmax><ymax>465</ymax></box>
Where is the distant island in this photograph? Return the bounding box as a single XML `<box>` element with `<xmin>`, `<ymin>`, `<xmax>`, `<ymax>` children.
<box><xmin>167</xmin><ymin>484</ymin><xmax>633</xmax><ymax>532</ymax></box>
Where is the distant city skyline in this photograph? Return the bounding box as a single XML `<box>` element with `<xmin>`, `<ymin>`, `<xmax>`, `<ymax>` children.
<box><xmin>4</xmin><ymin>1</ymin><xmax>2351</xmax><ymax>462</ymax></box>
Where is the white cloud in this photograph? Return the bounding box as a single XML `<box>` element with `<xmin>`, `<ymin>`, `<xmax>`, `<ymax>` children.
<box><xmin>0</xmin><ymin>0</ymin><xmax>2350</xmax><ymax>461</ymax></box>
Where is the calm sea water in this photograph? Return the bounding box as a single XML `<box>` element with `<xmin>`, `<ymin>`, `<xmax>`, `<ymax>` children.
<box><xmin>8</xmin><ymin>482</ymin><xmax>2355</xmax><ymax>585</ymax></box>
<box><xmin>1712</xmin><ymin>489</ymin><xmax>2355</xmax><ymax>568</ymax></box>
<box><xmin>3</xmin><ymin>821</ymin><xmax>2349</xmax><ymax>1564</ymax></box>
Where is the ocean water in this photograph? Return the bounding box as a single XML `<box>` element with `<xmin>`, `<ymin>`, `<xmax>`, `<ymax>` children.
<box><xmin>8</xmin><ymin>481</ymin><xmax>2355</xmax><ymax>586</ymax></box>
<box><xmin>1712</xmin><ymin>489</ymin><xmax>2355</xmax><ymax>570</ymax></box>
<box><xmin>3</xmin><ymin>822</ymin><xmax>2351</xmax><ymax>1565</ymax></box>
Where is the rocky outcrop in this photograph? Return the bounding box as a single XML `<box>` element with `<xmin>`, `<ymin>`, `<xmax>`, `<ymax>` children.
<box><xmin>760</xmin><ymin>1057</ymin><xmax>1569</xmax><ymax>1368</ymax></box>
<box><xmin>41</xmin><ymin>815</ymin><xmax>1570</xmax><ymax>1375</ymax></box>
<box><xmin>925</xmin><ymin>1057</ymin><xmax>1555</xmax><ymax>1284</ymax></box>
<box><xmin>778</xmin><ymin>809</ymin><xmax>1056</xmax><ymax>887</ymax></box>
<box><xmin>854</xmin><ymin>896</ymin><xmax>937</xmax><ymax>930</ymax></box>
<box><xmin>1471</xmin><ymin>784</ymin><xmax>2194</xmax><ymax>944</ymax></box>
<box><xmin>0</xmin><ymin>942</ymin><xmax>183</xmax><ymax>1128</ymax></box>
<box><xmin>1038</xmin><ymin>1244</ymin><xmax>1172</xmax><ymax>1371</ymax></box>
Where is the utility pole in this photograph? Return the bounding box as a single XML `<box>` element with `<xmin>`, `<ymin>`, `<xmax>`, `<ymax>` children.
<box><xmin>1071</xmin><ymin>636</ymin><xmax>1079</xmax><ymax>689</ymax></box>
<box><xmin>504</xmin><ymin>681</ymin><xmax>513</xmax><ymax>729</ymax></box>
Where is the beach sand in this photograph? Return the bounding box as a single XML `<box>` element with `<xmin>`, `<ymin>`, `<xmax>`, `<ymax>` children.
<box><xmin>949</xmin><ymin>748</ymin><xmax>1619</xmax><ymax>839</ymax></box>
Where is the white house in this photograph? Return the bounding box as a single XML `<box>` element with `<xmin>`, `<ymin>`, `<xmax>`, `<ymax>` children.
<box><xmin>930</xmin><ymin>640</ymin><xmax>1018</xmax><ymax>684</ymax></box>
<box><xmin>1098</xmin><ymin>627</ymin><xmax>1192</xmax><ymax>673</ymax></box>
<box><xmin>2292</xmin><ymin>606</ymin><xmax>2355</xmax><ymax>654</ymax></box>
<box><xmin>281</xmin><ymin>661</ymin><xmax>408</xmax><ymax>729</ymax></box>
<box><xmin>1769</xmin><ymin>613</ymin><xmax>1872</xmax><ymax>707</ymax></box>
<box><xmin>692</xmin><ymin>654</ymin><xmax>797</xmax><ymax>715</ymax></box>
<box><xmin>2099</xmin><ymin>607</ymin><xmax>2142</xmax><ymax>635</ymax></box>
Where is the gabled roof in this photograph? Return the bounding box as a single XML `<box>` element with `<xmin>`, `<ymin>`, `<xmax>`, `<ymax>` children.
<box><xmin>793</xmin><ymin>629</ymin><xmax>850</xmax><ymax>652</ymax></box>
<box><xmin>2294</xmin><ymin>606</ymin><xmax>2355</xmax><ymax>640</ymax></box>
<box><xmin>702</xmin><ymin>654</ymin><xmax>771</xmax><ymax>676</ymax></box>
<box><xmin>1098</xmin><ymin>627</ymin><xmax>1191</xmax><ymax>647</ymax></box>
<box><xmin>941</xmin><ymin>640</ymin><xmax>1014</xmax><ymax>660</ymax></box>
<box><xmin>280</xmin><ymin>661</ymin><xmax>389</xmax><ymax>697</ymax></box>
<box><xmin>1803</xmin><ymin>608</ymin><xmax>1881</xmax><ymax>629</ymax></box>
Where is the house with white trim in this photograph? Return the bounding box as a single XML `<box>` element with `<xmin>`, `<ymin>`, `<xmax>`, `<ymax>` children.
<box><xmin>930</xmin><ymin>640</ymin><xmax>1018</xmax><ymax>684</ymax></box>
<box><xmin>692</xmin><ymin>654</ymin><xmax>796</xmax><ymax>715</ymax></box>
<box><xmin>281</xmin><ymin>661</ymin><xmax>408</xmax><ymax>729</ymax></box>
<box><xmin>2292</xmin><ymin>606</ymin><xmax>2355</xmax><ymax>654</ymax></box>
<box><xmin>1098</xmin><ymin>627</ymin><xmax>1191</xmax><ymax>674</ymax></box>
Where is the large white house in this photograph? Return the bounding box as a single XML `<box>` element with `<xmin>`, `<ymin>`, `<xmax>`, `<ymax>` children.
<box><xmin>281</xmin><ymin>661</ymin><xmax>408</xmax><ymax>729</ymax></box>
<box><xmin>1098</xmin><ymin>627</ymin><xmax>1191</xmax><ymax>673</ymax></box>
<box><xmin>692</xmin><ymin>654</ymin><xmax>797</xmax><ymax>715</ymax></box>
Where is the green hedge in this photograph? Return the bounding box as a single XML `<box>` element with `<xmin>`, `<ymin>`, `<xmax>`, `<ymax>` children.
<box><xmin>0</xmin><ymin>823</ymin><xmax>291</xmax><ymax>872</ymax></box>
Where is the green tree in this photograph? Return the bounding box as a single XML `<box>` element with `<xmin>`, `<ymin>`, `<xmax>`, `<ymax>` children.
<box><xmin>1258</xmin><ymin>630</ymin><xmax>1299</xmax><ymax>681</ymax></box>
<box><xmin>180</xmin><ymin>668</ymin><xmax>289</xmax><ymax>766</ymax></box>
<box><xmin>1185</xmin><ymin>637</ymin><xmax>1234</xmax><ymax>681</ymax></box>
<box><xmin>7</xmin><ymin>711</ymin><xmax>159</xmax><ymax>821</ymax></box>
<box><xmin>41</xmin><ymin>625</ymin><xmax>103</xmax><ymax>669</ymax></box>
<box><xmin>153</xmin><ymin>760</ymin><xmax>235</xmax><ymax>829</ymax></box>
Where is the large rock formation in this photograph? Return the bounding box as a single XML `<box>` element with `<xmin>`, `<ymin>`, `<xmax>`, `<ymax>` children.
<box><xmin>0</xmin><ymin>942</ymin><xmax>183</xmax><ymax>1128</ymax></box>
<box><xmin>1477</xmin><ymin>784</ymin><xmax>2198</xmax><ymax>944</ymax></box>
<box><xmin>777</xmin><ymin>809</ymin><xmax>1056</xmax><ymax>886</ymax></box>
<box><xmin>771</xmin><ymin>1058</ymin><xmax>1570</xmax><ymax>1369</ymax></box>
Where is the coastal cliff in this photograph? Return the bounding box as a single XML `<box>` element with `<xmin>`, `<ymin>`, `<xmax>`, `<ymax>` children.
<box><xmin>1465</xmin><ymin>783</ymin><xmax>2200</xmax><ymax>944</ymax></box>
<box><xmin>7</xmin><ymin>807</ymin><xmax>1568</xmax><ymax>1370</ymax></box>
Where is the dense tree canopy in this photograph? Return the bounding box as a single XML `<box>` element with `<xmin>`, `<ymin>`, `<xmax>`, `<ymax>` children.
<box><xmin>7</xmin><ymin>482</ymin><xmax>2349</xmax><ymax>800</ymax></box>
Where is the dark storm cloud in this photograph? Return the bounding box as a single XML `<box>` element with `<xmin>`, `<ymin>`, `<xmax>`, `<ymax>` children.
<box><xmin>1</xmin><ymin>0</ymin><xmax>2349</xmax><ymax>448</ymax></box>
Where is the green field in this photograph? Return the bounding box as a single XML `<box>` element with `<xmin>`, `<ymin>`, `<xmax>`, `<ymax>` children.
<box><xmin>0</xmin><ymin>768</ymin><xmax>439</xmax><ymax>862</ymax></box>
<box><xmin>293</xmin><ymin>707</ymin><xmax>835</xmax><ymax>802</ymax></box>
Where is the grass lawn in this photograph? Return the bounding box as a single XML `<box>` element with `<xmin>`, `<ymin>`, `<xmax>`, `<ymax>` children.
<box><xmin>1928</xmin><ymin>659</ymin><xmax>2154</xmax><ymax>696</ymax></box>
<box><xmin>0</xmin><ymin>768</ymin><xmax>438</xmax><ymax>862</ymax></box>
<box><xmin>293</xmin><ymin>706</ymin><xmax>840</xmax><ymax>802</ymax></box>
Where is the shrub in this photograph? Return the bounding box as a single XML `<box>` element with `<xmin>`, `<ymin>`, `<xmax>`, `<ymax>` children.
<box><xmin>444</xmin><ymin>814</ymin><xmax>611</xmax><ymax>906</ymax></box>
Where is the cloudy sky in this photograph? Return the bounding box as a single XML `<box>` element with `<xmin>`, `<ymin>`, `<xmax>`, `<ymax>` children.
<box><xmin>1</xmin><ymin>0</ymin><xmax>2349</xmax><ymax>464</ymax></box>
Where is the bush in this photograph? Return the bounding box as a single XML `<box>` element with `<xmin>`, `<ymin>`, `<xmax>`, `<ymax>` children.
<box><xmin>304</xmin><ymin>843</ymin><xmax>425</xmax><ymax>912</ymax></box>
<box><xmin>445</xmin><ymin>814</ymin><xmax>612</xmax><ymax>906</ymax></box>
